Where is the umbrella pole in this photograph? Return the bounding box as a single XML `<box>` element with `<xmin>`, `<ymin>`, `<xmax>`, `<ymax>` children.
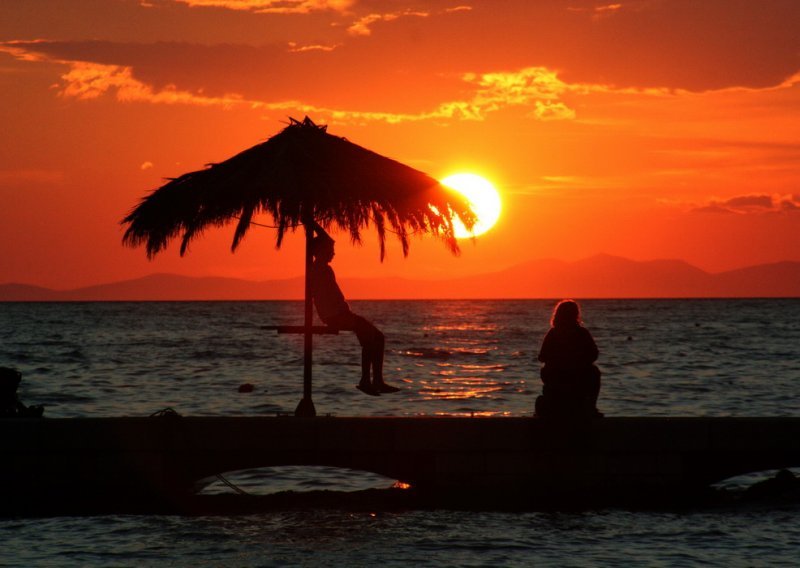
<box><xmin>295</xmin><ymin>222</ymin><xmax>317</xmax><ymax>418</ymax></box>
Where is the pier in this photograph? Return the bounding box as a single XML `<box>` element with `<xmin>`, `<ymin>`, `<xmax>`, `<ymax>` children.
<box><xmin>4</xmin><ymin>416</ymin><xmax>800</xmax><ymax>512</ymax></box>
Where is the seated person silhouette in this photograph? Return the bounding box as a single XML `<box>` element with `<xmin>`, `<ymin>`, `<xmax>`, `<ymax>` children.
<box><xmin>535</xmin><ymin>300</ymin><xmax>602</xmax><ymax>418</ymax></box>
<box><xmin>309</xmin><ymin>226</ymin><xmax>400</xmax><ymax>397</ymax></box>
<box><xmin>0</xmin><ymin>367</ymin><xmax>44</xmax><ymax>417</ymax></box>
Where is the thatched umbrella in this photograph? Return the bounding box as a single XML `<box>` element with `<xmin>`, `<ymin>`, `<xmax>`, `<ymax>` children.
<box><xmin>122</xmin><ymin>117</ymin><xmax>475</xmax><ymax>416</ymax></box>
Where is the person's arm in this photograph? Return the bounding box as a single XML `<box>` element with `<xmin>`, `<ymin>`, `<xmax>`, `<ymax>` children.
<box><xmin>538</xmin><ymin>329</ymin><xmax>554</xmax><ymax>362</ymax></box>
<box><xmin>581</xmin><ymin>328</ymin><xmax>599</xmax><ymax>362</ymax></box>
<box><xmin>311</xmin><ymin>264</ymin><xmax>349</xmax><ymax>321</ymax></box>
<box><xmin>307</xmin><ymin>218</ymin><xmax>332</xmax><ymax>241</ymax></box>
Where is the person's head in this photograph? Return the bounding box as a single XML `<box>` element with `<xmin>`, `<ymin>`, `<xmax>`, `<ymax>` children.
<box><xmin>551</xmin><ymin>299</ymin><xmax>582</xmax><ymax>328</ymax></box>
<box><xmin>311</xmin><ymin>234</ymin><xmax>335</xmax><ymax>263</ymax></box>
<box><xmin>0</xmin><ymin>367</ymin><xmax>21</xmax><ymax>399</ymax></box>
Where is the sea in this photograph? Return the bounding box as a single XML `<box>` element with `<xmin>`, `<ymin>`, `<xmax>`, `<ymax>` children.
<box><xmin>1</xmin><ymin>299</ymin><xmax>800</xmax><ymax>566</ymax></box>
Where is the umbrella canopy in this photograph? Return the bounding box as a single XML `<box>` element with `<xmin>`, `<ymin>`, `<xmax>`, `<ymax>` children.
<box><xmin>122</xmin><ymin>116</ymin><xmax>476</xmax><ymax>259</ymax></box>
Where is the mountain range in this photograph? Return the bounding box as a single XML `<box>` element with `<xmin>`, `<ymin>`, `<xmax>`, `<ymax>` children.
<box><xmin>2</xmin><ymin>255</ymin><xmax>798</xmax><ymax>301</ymax></box>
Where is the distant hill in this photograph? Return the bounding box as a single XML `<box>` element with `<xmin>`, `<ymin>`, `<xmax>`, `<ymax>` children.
<box><xmin>1</xmin><ymin>255</ymin><xmax>799</xmax><ymax>301</ymax></box>
<box><xmin>0</xmin><ymin>273</ymin><xmax>304</xmax><ymax>302</ymax></box>
<box><xmin>0</xmin><ymin>283</ymin><xmax>64</xmax><ymax>301</ymax></box>
<box><xmin>61</xmin><ymin>273</ymin><xmax>304</xmax><ymax>301</ymax></box>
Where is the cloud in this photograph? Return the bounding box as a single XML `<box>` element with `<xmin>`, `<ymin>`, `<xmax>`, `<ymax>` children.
<box><xmin>693</xmin><ymin>204</ymin><xmax>734</xmax><ymax>215</ymax></box>
<box><xmin>287</xmin><ymin>41</ymin><xmax>340</xmax><ymax>52</ymax></box>
<box><xmin>458</xmin><ymin>66</ymin><xmax>672</xmax><ymax>120</ymax></box>
<box><xmin>4</xmin><ymin>2</ymin><xmax>800</xmax><ymax>93</ymax></box>
<box><xmin>6</xmin><ymin>37</ymin><xmax>795</xmax><ymax>130</ymax></box>
<box><xmin>693</xmin><ymin>194</ymin><xmax>800</xmax><ymax>215</ymax></box>
<box><xmin>568</xmin><ymin>2</ymin><xmax>623</xmax><ymax>20</ymax></box>
<box><xmin>58</xmin><ymin>61</ymin><xmax>246</xmax><ymax>108</ymax></box>
<box><xmin>467</xmin><ymin>67</ymin><xmax>566</xmax><ymax>105</ymax></box>
<box><xmin>51</xmin><ymin>58</ymin><xmax>336</xmax><ymax>118</ymax></box>
<box><xmin>3</xmin><ymin>40</ymin><xmax>588</xmax><ymax>123</ymax></box>
<box><xmin>723</xmin><ymin>195</ymin><xmax>773</xmax><ymax>210</ymax></box>
<box><xmin>455</xmin><ymin>67</ymin><xmax>583</xmax><ymax>121</ymax></box>
<box><xmin>324</xmin><ymin>67</ymin><xmax>585</xmax><ymax>123</ymax></box>
<box><xmin>168</xmin><ymin>0</ymin><xmax>354</xmax><ymax>14</ymax></box>
<box><xmin>533</xmin><ymin>101</ymin><xmax>576</xmax><ymax>121</ymax></box>
<box><xmin>0</xmin><ymin>40</ymin><xmax>51</xmax><ymax>63</ymax></box>
<box><xmin>346</xmin><ymin>9</ymin><xmax>429</xmax><ymax>36</ymax></box>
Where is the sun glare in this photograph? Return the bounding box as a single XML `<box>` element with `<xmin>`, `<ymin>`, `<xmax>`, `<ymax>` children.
<box><xmin>441</xmin><ymin>173</ymin><xmax>502</xmax><ymax>238</ymax></box>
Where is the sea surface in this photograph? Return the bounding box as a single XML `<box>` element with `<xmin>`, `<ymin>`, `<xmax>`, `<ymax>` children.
<box><xmin>2</xmin><ymin>299</ymin><xmax>800</xmax><ymax>566</ymax></box>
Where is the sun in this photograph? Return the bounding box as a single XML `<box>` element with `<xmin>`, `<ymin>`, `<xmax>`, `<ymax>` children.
<box><xmin>441</xmin><ymin>173</ymin><xmax>502</xmax><ymax>238</ymax></box>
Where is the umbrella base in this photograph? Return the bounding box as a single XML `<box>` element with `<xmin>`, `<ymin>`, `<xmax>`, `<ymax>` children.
<box><xmin>295</xmin><ymin>397</ymin><xmax>316</xmax><ymax>418</ymax></box>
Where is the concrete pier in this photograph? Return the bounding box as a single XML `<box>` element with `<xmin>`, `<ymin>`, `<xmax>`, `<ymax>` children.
<box><xmin>4</xmin><ymin>416</ymin><xmax>800</xmax><ymax>511</ymax></box>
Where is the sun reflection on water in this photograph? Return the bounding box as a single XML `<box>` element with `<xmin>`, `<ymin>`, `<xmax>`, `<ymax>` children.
<box><xmin>423</xmin><ymin>323</ymin><xmax>498</xmax><ymax>332</ymax></box>
<box><xmin>431</xmin><ymin>410</ymin><xmax>511</xmax><ymax>417</ymax></box>
<box><xmin>384</xmin><ymin>302</ymin><xmax>532</xmax><ymax>414</ymax></box>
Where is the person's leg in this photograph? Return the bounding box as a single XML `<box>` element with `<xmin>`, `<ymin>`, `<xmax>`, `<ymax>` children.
<box><xmin>588</xmin><ymin>365</ymin><xmax>602</xmax><ymax>416</ymax></box>
<box><xmin>371</xmin><ymin>329</ymin><xmax>385</xmax><ymax>382</ymax></box>
<box><xmin>588</xmin><ymin>366</ymin><xmax>600</xmax><ymax>406</ymax></box>
<box><xmin>361</xmin><ymin>348</ymin><xmax>371</xmax><ymax>385</ymax></box>
<box><xmin>353</xmin><ymin>315</ymin><xmax>399</xmax><ymax>393</ymax></box>
<box><xmin>350</xmin><ymin>315</ymin><xmax>376</xmax><ymax>385</ymax></box>
<box><xmin>325</xmin><ymin>312</ymin><xmax>378</xmax><ymax>395</ymax></box>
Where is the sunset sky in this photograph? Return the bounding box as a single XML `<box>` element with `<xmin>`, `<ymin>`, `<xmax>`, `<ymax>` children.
<box><xmin>2</xmin><ymin>0</ymin><xmax>799</xmax><ymax>291</ymax></box>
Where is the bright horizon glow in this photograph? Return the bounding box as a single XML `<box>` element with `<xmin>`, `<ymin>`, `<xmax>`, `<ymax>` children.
<box><xmin>441</xmin><ymin>173</ymin><xmax>502</xmax><ymax>239</ymax></box>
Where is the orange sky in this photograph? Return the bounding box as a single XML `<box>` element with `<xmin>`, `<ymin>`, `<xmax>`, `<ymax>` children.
<box><xmin>1</xmin><ymin>0</ymin><xmax>799</xmax><ymax>291</ymax></box>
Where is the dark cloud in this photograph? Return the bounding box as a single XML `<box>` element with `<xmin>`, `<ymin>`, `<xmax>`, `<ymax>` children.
<box><xmin>693</xmin><ymin>203</ymin><xmax>735</xmax><ymax>215</ymax></box>
<box><xmin>0</xmin><ymin>0</ymin><xmax>347</xmax><ymax>45</ymax></box>
<box><xmin>694</xmin><ymin>193</ymin><xmax>800</xmax><ymax>215</ymax></box>
<box><xmin>551</xmin><ymin>0</ymin><xmax>800</xmax><ymax>90</ymax></box>
<box><xmin>0</xmin><ymin>39</ymin><xmax>468</xmax><ymax>111</ymax></box>
<box><xmin>2</xmin><ymin>1</ymin><xmax>800</xmax><ymax>93</ymax></box>
<box><xmin>342</xmin><ymin>0</ymin><xmax>800</xmax><ymax>92</ymax></box>
<box><xmin>723</xmin><ymin>195</ymin><xmax>773</xmax><ymax>209</ymax></box>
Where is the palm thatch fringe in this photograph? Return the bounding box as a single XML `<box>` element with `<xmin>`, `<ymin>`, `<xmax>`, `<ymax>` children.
<box><xmin>122</xmin><ymin>117</ymin><xmax>476</xmax><ymax>260</ymax></box>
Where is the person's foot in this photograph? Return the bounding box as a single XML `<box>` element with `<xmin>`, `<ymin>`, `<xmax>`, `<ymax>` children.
<box><xmin>356</xmin><ymin>383</ymin><xmax>381</xmax><ymax>396</ymax></box>
<box><xmin>374</xmin><ymin>381</ymin><xmax>401</xmax><ymax>394</ymax></box>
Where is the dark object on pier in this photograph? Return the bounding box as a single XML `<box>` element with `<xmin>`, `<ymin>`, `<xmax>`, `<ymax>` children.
<box><xmin>0</xmin><ymin>367</ymin><xmax>44</xmax><ymax>418</ymax></box>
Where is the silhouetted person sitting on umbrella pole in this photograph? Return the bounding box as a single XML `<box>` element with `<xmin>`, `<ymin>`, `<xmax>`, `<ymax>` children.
<box><xmin>309</xmin><ymin>223</ymin><xmax>400</xmax><ymax>397</ymax></box>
